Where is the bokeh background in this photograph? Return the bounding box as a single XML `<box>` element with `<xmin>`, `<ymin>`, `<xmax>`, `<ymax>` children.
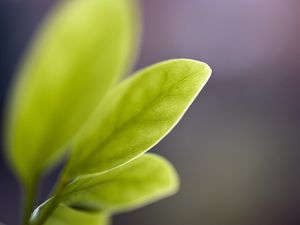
<box><xmin>1</xmin><ymin>0</ymin><xmax>300</xmax><ymax>225</ymax></box>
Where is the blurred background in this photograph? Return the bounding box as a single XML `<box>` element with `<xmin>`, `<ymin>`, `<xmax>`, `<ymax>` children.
<box><xmin>1</xmin><ymin>0</ymin><xmax>300</xmax><ymax>225</ymax></box>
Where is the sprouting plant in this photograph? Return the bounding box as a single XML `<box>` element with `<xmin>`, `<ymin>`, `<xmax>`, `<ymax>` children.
<box><xmin>3</xmin><ymin>0</ymin><xmax>211</xmax><ymax>225</ymax></box>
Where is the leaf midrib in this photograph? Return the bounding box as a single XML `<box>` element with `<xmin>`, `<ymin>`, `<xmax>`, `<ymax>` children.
<box><xmin>73</xmin><ymin>73</ymin><xmax>194</xmax><ymax>173</ymax></box>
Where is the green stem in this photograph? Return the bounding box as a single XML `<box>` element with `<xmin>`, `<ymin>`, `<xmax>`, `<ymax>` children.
<box><xmin>32</xmin><ymin>171</ymin><xmax>69</xmax><ymax>225</ymax></box>
<box><xmin>22</xmin><ymin>176</ymin><xmax>39</xmax><ymax>225</ymax></box>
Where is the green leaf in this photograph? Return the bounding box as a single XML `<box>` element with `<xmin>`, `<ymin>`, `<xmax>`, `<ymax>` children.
<box><xmin>4</xmin><ymin>0</ymin><xmax>138</xmax><ymax>183</ymax></box>
<box><xmin>59</xmin><ymin>154</ymin><xmax>178</xmax><ymax>213</ymax></box>
<box><xmin>42</xmin><ymin>204</ymin><xmax>110</xmax><ymax>225</ymax></box>
<box><xmin>67</xmin><ymin>59</ymin><xmax>211</xmax><ymax>177</ymax></box>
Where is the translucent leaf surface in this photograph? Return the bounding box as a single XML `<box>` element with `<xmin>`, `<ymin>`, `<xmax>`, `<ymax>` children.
<box><xmin>60</xmin><ymin>154</ymin><xmax>178</xmax><ymax>213</ymax></box>
<box><xmin>5</xmin><ymin>0</ymin><xmax>138</xmax><ymax>183</ymax></box>
<box><xmin>43</xmin><ymin>204</ymin><xmax>109</xmax><ymax>225</ymax></box>
<box><xmin>67</xmin><ymin>59</ymin><xmax>211</xmax><ymax>176</ymax></box>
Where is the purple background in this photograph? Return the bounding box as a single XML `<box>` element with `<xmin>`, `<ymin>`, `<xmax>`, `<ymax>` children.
<box><xmin>1</xmin><ymin>0</ymin><xmax>300</xmax><ymax>225</ymax></box>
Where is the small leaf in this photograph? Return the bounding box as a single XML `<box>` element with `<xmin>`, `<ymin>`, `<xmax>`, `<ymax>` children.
<box><xmin>67</xmin><ymin>59</ymin><xmax>211</xmax><ymax>176</ymax></box>
<box><xmin>43</xmin><ymin>204</ymin><xmax>110</xmax><ymax>225</ymax></box>
<box><xmin>60</xmin><ymin>154</ymin><xmax>178</xmax><ymax>213</ymax></box>
<box><xmin>4</xmin><ymin>0</ymin><xmax>138</xmax><ymax>183</ymax></box>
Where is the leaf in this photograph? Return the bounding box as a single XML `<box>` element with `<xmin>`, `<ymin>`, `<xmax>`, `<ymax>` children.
<box><xmin>59</xmin><ymin>154</ymin><xmax>178</xmax><ymax>213</ymax></box>
<box><xmin>4</xmin><ymin>0</ymin><xmax>139</xmax><ymax>183</ymax></box>
<box><xmin>42</xmin><ymin>204</ymin><xmax>110</xmax><ymax>225</ymax></box>
<box><xmin>67</xmin><ymin>59</ymin><xmax>211</xmax><ymax>177</ymax></box>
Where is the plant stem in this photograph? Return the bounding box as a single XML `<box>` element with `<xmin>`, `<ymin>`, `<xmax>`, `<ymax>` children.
<box><xmin>32</xmin><ymin>170</ymin><xmax>69</xmax><ymax>225</ymax></box>
<box><xmin>22</xmin><ymin>176</ymin><xmax>39</xmax><ymax>225</ymax></box>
